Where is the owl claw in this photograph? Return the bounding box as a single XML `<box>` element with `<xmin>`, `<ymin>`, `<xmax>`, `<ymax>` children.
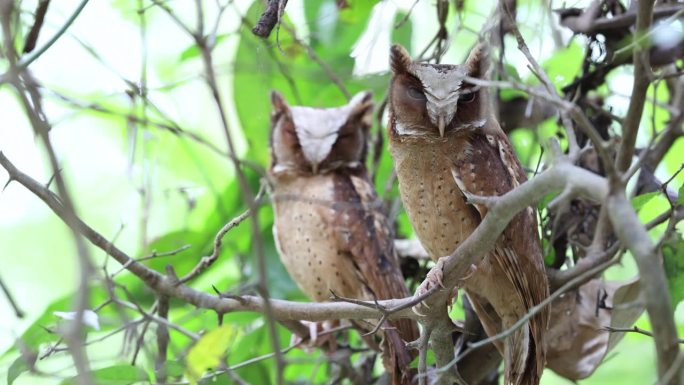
<box><xmin>412</xmin><ymin>258</ymin><xmax>447</xmax><ymax>315</ymax></box>
<box><xmin>290</xmin><ymin>321</ymin><xmax>337</xmax><ymax>351</ymax></box>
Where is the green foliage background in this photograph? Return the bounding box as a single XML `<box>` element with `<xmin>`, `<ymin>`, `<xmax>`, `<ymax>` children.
<box><xmin>0</xmin><ymin>0</ymin><xmax>682</xmax><ymax>384</ymax></box>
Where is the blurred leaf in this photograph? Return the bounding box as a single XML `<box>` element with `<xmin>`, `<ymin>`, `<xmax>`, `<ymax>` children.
<box><xmin>61</xmin><ymin>365</ymin><xmax>149</xmax><ymax>385</ymax></box>
<box><xmin>1</xmin><ymin>288</ymin><xmax>107</xmax><ymax>355</ymax></box>
<box><xmin>537</xmin><ymin>191</ymin><xmax>559</xmax><ymax>211</ymax></box>
<box><xmin>53</xmin><ymin>309</ymin><xmax>100</xmax><ymax>330</ymax></box>
<box><xmin>7</xmin><ymin>355</ymin><xmax>32</xmax><ymax>385</ymax></box>
<box><xmin>409</xmin><ymin>349</ymin><xmax>435</xmax><ymax>368</ymax></box>
<box><xmin>179</xmin><ymin>34</ymin><xmax>232</xmax><ymax>62</ymax></box>
<box><xmin>161</xmin><ymin>360</ymin><xmax>185</xmax><ymax>378</ymax></box>
<box><xmin>678</xmin><ymin>184</ymin><xmax>684</xmax><ymax>205</ymax></box>
<box><xmin>631</xmin><ymin>191</ymin><xmax>659</xmax><ymax>212</ymax></box>
<box><xmin>499</xmin><ymin>88</ymin><xmax>528</xmax><ymax>101</ymax></box>
<box><xmin>543</xmin><ymin>41</ymin><xmax>583</xmax><ymax>90</ymax></box>
<box><xmin>503</xmin><ymin>63</ymin><xmax>521</xmax><ymax>81</ymax></box>
<box><xmin>393</xmin><ymin>12</ymin><xmax>412</xmax><ymax>53</ymax></box>
<box><xmin>542</xmin><ymin>238</ymin><xmax>556</xmax><ymax>266</ymax></box>
<box><xmin>510</xmin><ymin>128</ymin><xmax>537</xmax><ymax>166</ymax></box>
<box><xmin>186</xmin><ymin>325</ymin><xmax>238</xmax><ymax>383</ymax></box>
<box><xmin>662</xmin><ymin>232</ymin><xmax>684</xmax><ymax>308</ymax></box>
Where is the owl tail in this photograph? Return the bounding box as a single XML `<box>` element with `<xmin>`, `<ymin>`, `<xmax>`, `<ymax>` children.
<box><xmin>381</xmin><ymin>318</ymin><xmax>419</xmax><ymax>385</ymax></box>
<box><xmin>502</xmin><ymin>318</ymin><xmax>543</xmax><ymax>385</ymax></box>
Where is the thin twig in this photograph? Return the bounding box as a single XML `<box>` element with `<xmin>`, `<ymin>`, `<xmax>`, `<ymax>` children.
<box><xmin>16</xmin><ymin>0</ymin><xmax>90</xmax><ymax>69</ymax></box>
<box><xmin>0</xmin><ymin>273</ymin><xmax>25</xmax><ymax>318</ymax></box>
<box><xmin>22</xmin><ymin>0</ymin><xmax>51</xmax><ymax>53</ymax></box>
<box><xmin>180</xmin><ymin>183</ymin><xmax>266</xmax><ymax>283</ymax></box>
<box><xmin>603</xmin><ymin>326</ymin><xmax>684</xmax><ymax>344</ymax></box>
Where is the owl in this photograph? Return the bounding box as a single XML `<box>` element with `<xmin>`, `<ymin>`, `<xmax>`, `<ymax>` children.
<box><xmin>387</xmin><ymin>44</ymin><xmax>550</xmax><ymax>385</ymax></box>
<box><xmin>268</xmin><ymin>91</ymin><xmax>419</xmax><ymax>384</ymax></box>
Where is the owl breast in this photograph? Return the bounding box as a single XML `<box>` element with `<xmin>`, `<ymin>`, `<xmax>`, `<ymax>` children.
<box><xmin>272</xmin><ymin>174</ymin><xmax>369</xmax><ymax>302</ymax></box>
<box><xmin>390</xmin><ymin>137</ymin><xmax>480</xmax><ymax>258</ymax></box>
<box><xmin>390</xmin><ymin>134</ymin><xmax>528</xmax><ymax>326</ymax></box>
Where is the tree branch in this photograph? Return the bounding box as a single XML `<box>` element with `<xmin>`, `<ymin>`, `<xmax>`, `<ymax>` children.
<box><xmin>606</xmin><ymin>189</ymin><xmax>681</xmax><ymax>383</ymax></box>
<box><xmin>615</xmin><ymin>0</ymin><xmax>654</xmax><ymax>172</ymax></box>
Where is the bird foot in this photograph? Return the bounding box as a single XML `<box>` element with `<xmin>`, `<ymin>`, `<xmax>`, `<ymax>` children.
<box><xmin>290</xmin><ymin>320</ymin><xmax>337</xmax><ymax>351</ymax></box>
<box><xmin>459</xmin><ymin>264</ymin><xmax>477</xmax><ymax>285</ymax></box>
<box><xmin>412</xmin><ymin>257</ymin><xmax>447</xmax><ymax>316</ymax></box>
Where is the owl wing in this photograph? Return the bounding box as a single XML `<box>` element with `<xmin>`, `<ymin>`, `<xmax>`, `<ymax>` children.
<box><xmin>330</xmin><ymin>170</ymin><xmax>419</xmax><ymax>384</ymax></box>
<box><xmin>329</xmin><ymin>171</ymin><xmax>410</xmax><ymax>302</ymax></box>
<box><xmin>330</xmin><ymin>171</ymin><xmax>418</xmax><ymax>328</ymax></box>
<box><xmin>451</xmin><ymin>128</ymin><xmax>549</xmax><ymax>381</ymax></box>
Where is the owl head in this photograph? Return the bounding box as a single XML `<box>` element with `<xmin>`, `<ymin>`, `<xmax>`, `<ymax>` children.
<box><xmin>269</xmin><ymin>91</ymin><xmax>373</xmax><ymax>175</ymax></box>
<box><xmin>389</xmin><ymin>43</ymin><xmax>489</xmax><ymax>138</ymax></box>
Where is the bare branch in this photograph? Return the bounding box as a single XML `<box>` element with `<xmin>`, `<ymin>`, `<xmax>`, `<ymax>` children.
<box><xmin>252</xmin><ymin>0</ymin><xmax>288</xmax><ymax>38</ymax></box>
<box><xmin>607</xmin><ymin>189</ymin><xmax>681</xmax><ymax>383</ymax></box>
<box><xmin>22</xmin><ymin>0</ymin><xmax>50</xmax><ymax>53</ymax></box>
<box><xmin>0</xmin><ymin>273</ymin><xmax>24</xmax><ymax>318</ymax></box>
<box><xmin>603</xmin><ymin>326</ymin><xmax>684</xmax><ymax>344</ymax></box>
<box><xmin>615</xmin><ymin>0</ymin><xmax>654</xmax><ymax>172</ymax></box>
<box><xmin>16</xmin><ymin>0</ymin><xmax>90</xmax><ymax>69</ymax></box>
<box><xmin>0</xmin><ymin>143</ymin><xmax>610</xmax><ymax>324</ymax></box>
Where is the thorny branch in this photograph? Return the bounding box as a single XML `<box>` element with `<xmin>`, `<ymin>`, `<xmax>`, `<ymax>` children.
<box><xmin>0</xmin><ymin>142</ymin><xmax>608</xmax><ymax>322</ymax></box>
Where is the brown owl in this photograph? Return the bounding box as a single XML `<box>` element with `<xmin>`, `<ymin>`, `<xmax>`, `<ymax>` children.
<box><xmin>268</xmin><ymin>91</ymin><xmax>419</xmax><ymax>384</ymax></box>
<box><xmin>387</xmin><ymin>44</ymin><xmax>550</xmax><ymax>385</ymax></box>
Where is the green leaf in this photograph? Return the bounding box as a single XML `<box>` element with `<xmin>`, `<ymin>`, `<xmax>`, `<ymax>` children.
<box><xmin>542</xmin><ymin>238</ymin><xmax>556</xmax><ymax>267</ymax></box>
<box><xmin>537</xmin><ymin>191</ymin><xmax>559</xmax><ymax>211</ymax></box>
<box><xmin>7</xmin><ymin>355</ymin><xmax>32</xmax><ymax>385</ymax></box>
<box><xmin>678</xmin><ymin>184</ymin><xmax>683</xmax><ymax>205</ymax></box>
<box><xmin>179</xmin><ymin>34</ymin><xmax>231</xmax><ymax>62</ymax></box>
<box><xmin>2</xmin><ymin>288</ymin><xmax>107</xmax><ymax>355</ymax></box>
<box><xmin>662</xmin><ymin>232</ymin><xmax>684</xmax><ymax>308</ymax></box>
<box><xmin>409</xmin><ymin>350</ymin><xmax>436</xmax><ymax>368</ymax></box>
<box><xmin>161</xmin><ymin>360</ymin><xmax>185</xmax><ymax>378</ymax></box>
<box><xmin>186</xmin><ymin>325</ymin><xmax>238</xmax><ymax>383</ymax></box>
<box><xmin>631</xmin><ymin>191</ymin><xmax>660</xmax><ymax>212</ymax></box>
<box><xmin>542</xmin><ymin>41</ymin><xmax>583</xmax><ymax>90</ymax></box>
<box><xmin>60</xmin><ymin>365</ymin><xmax>149</xmax><ymax>385</ymax></box>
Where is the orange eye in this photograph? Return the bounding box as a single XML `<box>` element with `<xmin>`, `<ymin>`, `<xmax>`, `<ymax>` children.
<box><xmin>407</xmin><ymin>87</ymin><xmax>426</xmax><ymax>100</ymax></box>
<box><xmin>459</xmin><ymin>90</ymin><xmax>476</xmax><ymax>103</ymax></box>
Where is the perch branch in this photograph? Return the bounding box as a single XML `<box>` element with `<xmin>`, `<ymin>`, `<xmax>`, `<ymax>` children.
<box><xmin>0</xmin><ymin>146</ymin><xmax>608</xmax><ymax>323</ymax></box>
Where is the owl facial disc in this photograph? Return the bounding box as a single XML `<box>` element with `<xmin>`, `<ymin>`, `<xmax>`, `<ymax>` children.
<box><xmin>412</xmin><ymin>64</ymin><xmax>468</xmax><ymax>137</ymax></box>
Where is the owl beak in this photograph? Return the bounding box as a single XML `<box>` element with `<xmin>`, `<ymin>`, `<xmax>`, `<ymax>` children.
<box><xmin>311</xmin><ymin>163</ymin><xmax>319</xmax><ymax>174</ymax></box>
<box><xmin>437</xmin><ymin>115</ymin><xmax>446</xmax><ymax>138</ymax></box>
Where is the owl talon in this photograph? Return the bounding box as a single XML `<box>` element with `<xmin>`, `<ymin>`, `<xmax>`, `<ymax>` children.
<box><xmin>460</xmin><ymin>264</ymin><xmax>477</xmax><ymax>283</ymax></box>
<box><xmin>412</xmin><ymin>258</ymin><xmax>447</xmax><ymax>314</ymax></box>
<box><xmin>289</xmin><ymin>321</ymin><xmax>337</xmax><ymax>351</ymax></box>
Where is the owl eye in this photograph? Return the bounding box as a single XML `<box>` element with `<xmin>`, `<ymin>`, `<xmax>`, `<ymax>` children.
<box><xmin>407</xmin><ymin>87</ymin><xmax>426</xmax><ymax>100</ymax></box>
<box><xmin>459</xmin><ymin>91</ymin><xmax>476</xmax><ymax>104</ymax></box>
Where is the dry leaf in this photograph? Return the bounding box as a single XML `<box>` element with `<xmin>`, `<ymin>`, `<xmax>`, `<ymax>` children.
<box><xmin>546</xmin><ymin>277</ymin><xmax>642</xmax><ymax>380</ymax></box>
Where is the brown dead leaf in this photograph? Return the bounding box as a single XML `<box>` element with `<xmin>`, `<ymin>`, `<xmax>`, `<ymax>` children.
<box><xmin>545</xmin><ymin>277</ymin><xmax>642</xmax><ymax>380</ymax></box>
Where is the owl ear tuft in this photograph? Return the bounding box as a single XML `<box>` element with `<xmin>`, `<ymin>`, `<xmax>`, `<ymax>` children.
<box><xmin>390</xmin><ymin>44</ymin><xmax>412</xmax><ymax>74</ymax></box>
<box><xmin>270</xmin><ymin>91</ymin><xmax>289</xmax><ymax>115</ymax></box>
<box><xmin>465</xmin><ymin>43</ymin><xmax>489</xmax><ymax>79</ymax></box>
<box><xmin>347</xmin><ymin>91</ymin><xmax>374</xmax><ymax>128</ymax></box>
